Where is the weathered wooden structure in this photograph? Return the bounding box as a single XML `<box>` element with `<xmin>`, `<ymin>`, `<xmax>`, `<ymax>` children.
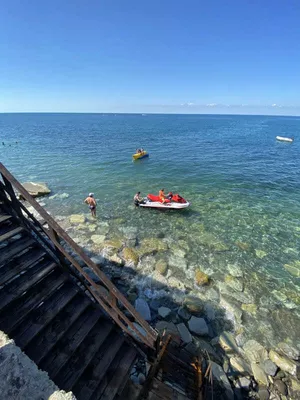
<box><xmin>0</xmin><ymin>163</ymin><xmax>205</xmax><ymax>399</ymax></box>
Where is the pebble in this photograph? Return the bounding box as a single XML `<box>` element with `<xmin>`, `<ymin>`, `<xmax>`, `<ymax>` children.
<box><xmin>258</xmin><ymin>388</ymin><xmax>270</xmax><ymax>400</ymax></box>
<box><xmin>176</xmin><ymin>323</ymin><xmax>192</xmax><ymax>344</ymax></box>
<box><xmin>262</xmin><ymin>359</ymin><xmax>277</xmax><ymax>377</ymax></box>
<box><xmin>238</xmin><ymin>376</ymin><xmax>251</xmax><ymax>390</ymax></box>
<box><xmin>251</xmin><ymin>363</ymin><xmax>269</xmax><ymax>386</ymax></box>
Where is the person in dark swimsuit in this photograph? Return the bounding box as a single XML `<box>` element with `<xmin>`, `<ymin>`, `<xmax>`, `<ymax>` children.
<box><xmin>84</xmin><ymin>193</ymin><xmax>97</xmax><ymax>218</ymax></box>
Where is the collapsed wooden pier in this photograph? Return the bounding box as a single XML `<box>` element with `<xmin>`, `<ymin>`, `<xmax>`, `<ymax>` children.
<box><xmin>0</xmin><ymin>163</ymin><xmax>205</xmax><ymax>400</ymax></box>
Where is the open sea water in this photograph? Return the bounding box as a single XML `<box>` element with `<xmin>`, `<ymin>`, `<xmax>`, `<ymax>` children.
<box><xmin>1</xmin><ymin>113</ymin><xmax>300</xmax><ymax>348</ymax></box>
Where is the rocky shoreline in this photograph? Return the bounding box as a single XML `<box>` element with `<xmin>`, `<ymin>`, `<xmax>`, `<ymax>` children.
<box><xmin>25</xmin><ymin>202</ymin><xmax>300</xmax><ymax>399</ymax></box>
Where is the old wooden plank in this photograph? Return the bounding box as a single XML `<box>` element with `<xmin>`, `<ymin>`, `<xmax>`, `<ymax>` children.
<box><xmin>0</xmin><ymin>236</ymin><xmax>35</xmax><ymax>265</ymax></box>
<box><xmin>0</xmin><ymin>246</ymin><xmax>46</xmax><ymax>286</ymax></box>
<box><xmin>13</xmin><ymin>282</ymin><xmax>78</xmax><ymax>349</ymax></box>
<box><xmin>99</xmin><ymin>346</ymin><xmax>137</xmax><ymax>400</ymax></box>
<box><xmin>0</xmin><ymin>259</ymin><xmax>57</xmax><ymax>311</ymax></box>
<box><xmin>0</xmin><ymin>270</ymin><xmax>67</xmax><ymax>334</ymax></box>
<box><xmin>40</xmin><ymin>308</ymin><xmax>103</xmax><ymax>379</ymax></box>
<box><xmin>74</xmin><ymin>332</ymin><xmax>125</xmax><ymax>400</ymax></box>
<box><xmin>25</xmin><ymin>294</ymin><xmax>91</xmax><ymax>364</ymax></box>
<box><xmin>0</xmin><ymin>225</ymin><xmax>23</xmax><ymax>242</ymax></box>
<box><xmin>54</xmin><ymin>320</ymin><xmax>113</xmax><ymax>391</ymax></box>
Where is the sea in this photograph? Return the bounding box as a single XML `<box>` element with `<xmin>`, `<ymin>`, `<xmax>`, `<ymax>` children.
<box><xmin>1</xmin><ymin>113</ymin><xmax>300</xmax><ymax>349</ymax></box>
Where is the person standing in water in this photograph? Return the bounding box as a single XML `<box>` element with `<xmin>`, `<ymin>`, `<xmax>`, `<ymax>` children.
<box><xmin>84</xmin><ymin>193</ymin><xmax>97</xmax><ymax>218</ymax></box>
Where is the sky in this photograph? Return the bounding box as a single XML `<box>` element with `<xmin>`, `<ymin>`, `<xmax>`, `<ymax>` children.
<box><xmin>0</xmin><ymin>0</ymin><xmax>300</xmax><ymax>115</ymax></box>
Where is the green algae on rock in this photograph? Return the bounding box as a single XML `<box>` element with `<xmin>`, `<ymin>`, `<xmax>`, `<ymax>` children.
<box><xmin>195</xmin><ymin>269</ymin><xmax>209</xmax><ymax>286</ymax></box>
<box><xmin>284</xmin><ymin>260</ymin><xmax>300</xmax><ymax>277</ymax></box>
<box><xmin>122</xmin><ymin>247</ymin><xmax>139</xmax><ymax>266</ymax></box>
<box><xmin>69</xmin><ymin>214</ymin><xmax>86</xmax><ymax>224</ymax></box>
<box><xmin>138</xmin><ymin>238</ymin><xmax>168</xmax><ymax>256</ymax></box>
<box><xmin>155</xmin><ymin>260</ymin><xmax>168</xmax><ymax>275</ymax></box>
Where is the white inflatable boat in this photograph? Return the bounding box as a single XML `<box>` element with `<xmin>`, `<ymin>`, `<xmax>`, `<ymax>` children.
<box><xmin>276</xmin><ymin>136</ymin><xmax>294</xmax><ymax>143</ymax></box>
<box><xmin>138</xmin><ymin>193</ymin><xmax>190</xmax><ymax>209</ymax></box>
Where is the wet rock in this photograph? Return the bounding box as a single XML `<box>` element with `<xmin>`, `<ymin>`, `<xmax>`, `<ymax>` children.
<box><xmin>243</xmin><ymin>340</ymin><xmax>268</xmax><ymax>364</ymax></box>
<box><xmin>219</xmin><ymin>283</ymin><xmax>254</xmax><ymax>304</ymax></box>
<box><xmin>150</xmin><ymin>271</ymin><xmax>168</xmax><ymax>289</ymax></box>
<box><xmin>258</xmin><ymin>388</ymin><xmax>270</xmax><ymax>400</ymax></box>
<box><xmin>269</xmin><ymin>350</ymin><xmax>300</xmax><ymax>378</ymax></box>
<box><xmin>158</xmin><ymin>307</ymin><xmax>171</xmax><ymax>318</ymax></box>
<box><xmin>122</xmin><ymin>247</ymin><xmax>139</xmax><ymax>266</ymax></box>
<box><xmin>238</xmin><ymin>377</ymin><xmax>251</xmax><ymax>390</ymax></box>
<box><xmin>103</xmin><ymin>238</ymin><xmax>123</xmax><ymax>250</ymax></box>
<box><xmin>204</xmin><ymin>288</ymin><xmax>220</xmax><ymax>302</ymax></box>
<box><xmin>224</xmin><ymin>275</ymin><xmax>243</xmax><ymax>292</ymax></box>
<box><xmin>91</xmin><ymin>234</ymin><xmax>106</xmax><ymax>245</ymax></box>
<box><xmin>134</xmin><ymin>298</ymin><xmax>151</xmax><ymax>321</ymax></box>
<box><xmin>22</xmin><ymin>181</ymin><xmax>51</xmax><ymax>197</ymax></box>
<box><xmin>273</xmin><ymin>380</ymin><xmax>287</xmax><ymax>395</ymax></box>
<box><xmin>168</xmin><ymin>276</ymin><xmax>186</xmax><ymax>291</ymax></box>
<box><xmin>290</xmin><ymin>377</ymin><xmax>300</xmax><ymax>394</ymax></box>
<box><xmin>176</xmin><ymin>323</ymin><xmax>192</xmax><ymax>344</ymax></box>
<box><xmin>177</xmin><ymin>306</ymin><xmax>191</xmax><ymax>321</ymax></box>
<box><xmin>168</xmin><ymin>254</ymin><xmax>187</xmax><ymax>270</ymax></box>
<box><xmin>220</xmin><ymin>294</ymin><xmax>243</xmax><ymax>326</ymax></box>
<box><xmin>184</xmin><ymin>296</ymin><xmax>204</xmax><ymax>313</ymax></box>
<box><xmin>255</xmin><ymin>249</ymin><xmax>268</xmax><ymax>259</ymax></box>
<box><xmin>219</xmin><ymin>332</ymin><xmax>240</xmax><ymax>354</ymax></box>
<box><xmin>138</xmin><ymin>238</ymin><xmax>168</xmax><ymax>256</ymax></box>
<box><xmin>227</xmin><ymin>264</ymin><xmax>243</xmax><ymax>278</ymax></box>
<box><xmin>210</xmin><ymin>361</ymin><xmax>234</xmax><ymax>400</ymax></box>
<box><xmin>108</xmin><ymin>254</ymin><xmax>124</xmax><ymax>267</ymax></box>
<box><xmin>188</xmin><ymin>317</ymin><xmax>209</xmax><ymax>336</ymax></box>
<box><xmin>204</xmin><ymin>304</ymin><xmax>215</xmax><ymax>321</ymax></box>
<box><xmin>277</xmin><ymin>342</ymin><xmax>300</xmax><ymax>361</ymax></box>
<box><xmin>262</xmin><ymin>359</ymin><xmax>277</xmax><ymax>377</ymax></box>
<box><xmin>173</xmin><ymin>248</ymin><xmax>186</xmax><ymax>258</ymax></box>
<box><xmin>230</xmin><ymin>356</ymin><xmax>251</xmax><ymax>375</ymax></box>
<box><xmin>87</xmin><ymin>224</ymin><xmax>97</xmax><ymax>232</ymax></box>
<box><xmin>241</xmin><ymin>303</ymin><xmax>258</xmax><ymax>314</ymax></box>
<box><xmin>235</xmin><ymin>241</ymin><xmax>250</xmax><ymax>251</ymax></box>
<box><xmin>155</xmin><ymin>260</ymin><xmax>168</xmax><ymax>275</ymax></box>
<box><xmin>251</xmin><ymin>363</ymin><xmax>269</xmax><ymax>386</ymax></box>
<box><xmin>69</xmin><ymin>214</ymin><xmax>86</xmax><ymax>224</ymax></box>
<box><xmin>194</xmin><ymin>269</ymin><xmax>209</xmax><ymax>285</ymax></box>
<box><xmin>283</xmin><ymin>260</ymin><xmax>300</xmax><ymax>277</ymax></box>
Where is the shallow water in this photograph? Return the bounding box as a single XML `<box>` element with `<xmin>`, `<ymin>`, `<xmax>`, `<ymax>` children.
<box><xmin>1</xmin><ymin>113</ymin><xmax>300</xmax><ymax>347</ymax></box>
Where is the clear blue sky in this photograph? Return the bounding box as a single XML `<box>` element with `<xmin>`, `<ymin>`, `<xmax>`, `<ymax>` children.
<box><xmin>0</xmin><ymin>0</ymin><xmax>300</xmax><ymax>114</ymax></box>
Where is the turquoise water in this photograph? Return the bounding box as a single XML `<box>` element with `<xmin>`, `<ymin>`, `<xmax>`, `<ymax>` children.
<box><xmin>1</xmin><ymin>113</ymin><xmax>300</xmax><ymax>347</ymax></box>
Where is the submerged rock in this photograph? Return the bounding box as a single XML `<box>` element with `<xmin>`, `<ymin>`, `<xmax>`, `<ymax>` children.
<box><xmin>184</xmin><ymin>296</ymin><xmax>204</xmax><ymax>313</ymax></box>
<box><xmin>251</xmin><ymin>363</ymin><xmax>269</xmax><ymax>386</ymax></box>
<box><xmin>138</xmin><ymin>238</ymin><xmax>168</xmax><ymax>256</ymax></box>
<box><xmin>188</xmin><ymin>316</ymin><xmax>209</xmax><ymax>336</ymax></box>
<box><xmin>277</xmin><ymin>342</ymin><xmax>300</xmax><ymax>361</ymax></box>
<box><xmin>262</xmin><ymin>359</ymin><xmax>277</xmax><ymax>377</ymax></box>
<box><xmin>22</xmin><ymin>181</ymin><xmax>51</xmax><ymax>197</ymax></box>
<box><xmin>224</xmin><ymin>275</ymin><xmax>243</xmax><ymax>292</ymax></box>
<box><xmin>155</xmin><ymin>260</ymin><xmax>168</xmax><ymax>275</ymax></box>
<box><xmin>255</xmin><ymin>249</ymin><xmax>268</xmax><ymax>259</ymax></box>
<box><xmin>69</xmin><ymin>214</ymin><xmax>86</xmax><ymax>224</ymax></box>
<box><xmin>195</xmin><ymin>269</ymin><xmax>209</xmax><ymax>286</ymax></box>
<box><xmin>241</xmin><ymin>303</ymin><xmax>258</xmax><ymax>314</ymax></box>
<box><xmin>269</xmin><ymin>350</ymin><xmax>300</xmax><ymax>378</ymax></box>
<box><xmin>283</xmin><ymin>260</ymin><xmax>300</xmax><ymax>277</ymax></box>
<box><xmin>168</xmin><ymin>276</ymin><xmax>186</xmax><ymax>291</ymax></box>
<box><xmin>220</xmin><ymin>294</ymin><xmax>243</xmax><ymax>326</ymax></box>
<box><xmin>243</xmin><ymin>340</ymin><xmax>268</xmax><ymax>364</ymax></box>
<box><xmin>227</xmin><ymin>264</ymin><xmax>244</xmax><ymax>278</ymax></box>
<box><xmin>91</xmin><ymin>234</ymin><xmax>106</xmax><ymax>245</ymax></box>
<box><xmin>210</xmin><ymin>361</ymin><xmax>234</xmax><ymax>400</ymax></box>
<box><xmin>219</xmin><ymin>332</ymin><xmax>240</xmax><ymax>354</ymax></box>
<box><xmin>235</xmin><ymin>241</ymin><xmax>250</xmax><ymax>251</ymax></box>
<box><xmin>177</xmin><ymin>306</ymin><xmax>191</xmax><ymax>321</ymax></box>
<box><xmin>134</xmin><ymin>298</ymin><xmax>151</xmax><ymax>321</ymax></box>
<box><xmin>230</xmin><ymin>356</ymin><xmax>251</xmax><ymax>375</ymax></box>
<box><xmin>122</xmin><ymin>247</ymin><xmax>139</xmax><ymax>266</ymax></box>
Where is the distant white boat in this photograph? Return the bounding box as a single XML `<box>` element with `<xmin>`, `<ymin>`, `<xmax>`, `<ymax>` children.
<box><xmin>276</xmin><ymin>136</ymin><xmax>294</xmax><ymax>143</ymax></box>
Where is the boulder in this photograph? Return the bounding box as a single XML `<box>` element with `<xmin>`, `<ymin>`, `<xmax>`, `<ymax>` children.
<box><xmin>195</xmin><ymin>269</ymin><xmax>209</xmax><ymax>286</ymax></box>
<box><xmin>69</xmin><ymin>214</ymin><xmax>86</xmax><ymax>224</ymax></box>
<box><xmin>134</xmin><ymin>298</ymin><xmax>151</xmax><ymax>321</ymax></box>
<box><xmin>243</xmin><ymin>340</ymin><xmax>268</xmax><ymax>364</ymax></box>
<box><xmin>122</xmin><ymin>247</ymin><xmax>139</xmax><ymax>266</ymax></box>
<box><xmin>138</xmin><ymin>238</ymin><xmax>168</xmax><ymax>256</ymax></box>
<box><xmin>176</xmin><ymin>323</ymin><xmax>192</xmax><ymax>344</ymax></box>
<box><xmin>177</xmin><ymin>306</ymin><xmax>191</xmax><ymax>321</ymax></box>
<box><xmin>188</xmin><ymin>317</ymin><xmax>209</xmax><ymax>336</ymax></box>
<box><xmin>269</xmin><ymin>350</ymin><xmax>300</xmax><ymax>378</ymax></box>
<box><xmin>155</xmin><ymin>321</ymin><xmax>179</xmax><ymax>340</ymax></box>
<box><xmin>158</xmin><ymin>307</ymin><xmax>171</xmax><ymax>319</ymax></box>
<box><xmin>277</xmin><ymin>342</ymin><xmax>300</xmax><ymax>361</ymax></box>
<box><xmin>262</xmin><ymin>359</ymin><xmax>277</xmax><ymax>377</ymax></box>
<box><xmin>251</xmin><ymin>363</ymin><xmax>269</xmax><ymax>386</ymax></box>
<box><xmin>219</xmin><ymin>332</ymin><xmax>240</xmax><ymax>354</ymax></box>
<box><xmin>230</xmin><ymin>356</ymin><xmax>251</xmax><ymax>375</ymax></box>
<box><xmin>22</xmin><ymin>181</ymin><xmax>51</xmax><ymax>197</ymax></box>
<box><xmin>210</xmin><ymin>361</ymin><xmax>234</xmax><ymax>400</ymax></box>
